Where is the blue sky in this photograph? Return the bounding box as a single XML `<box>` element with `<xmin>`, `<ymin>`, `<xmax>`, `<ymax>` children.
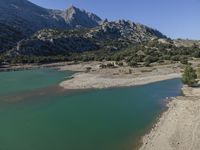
<box><xmin>29</xmin><ymin>0</ymin><xmax>200</xmax><ymax>39</ymax></box>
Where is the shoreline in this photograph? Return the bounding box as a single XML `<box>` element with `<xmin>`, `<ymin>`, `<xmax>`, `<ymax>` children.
<box><xmin>0</xmin><ymin>61</ymin><xmax>182</xmax><ymax>90</ymax></box>
<box><xmin>60</xmin><ymin>73</ymin><xmax>181</xmax><ymax>90</ymax></box>
<box><xmin>139</xmin><ymin>86</ymin><xmax>200</xmax><ymax>150</ymax></box>
<box><xmin>0</xmin><ymin>62</ymin><xmax>68</xmax><ymax>72</ymax></box>
<box><xmin>135</xmin><ymin>91</ymin><xmax>183</xmax><ymax>150</ymax></box>
<box><xmin>58</xmin><ymin>61</ymin><xmax>181</xmax><ymax>90</ymax></box>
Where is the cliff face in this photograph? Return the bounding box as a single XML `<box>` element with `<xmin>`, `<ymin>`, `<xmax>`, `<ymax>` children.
<box><xmin>61</xmin><ymin>6</ymin><xmax>102</xmax><ymax>28</ymax></box>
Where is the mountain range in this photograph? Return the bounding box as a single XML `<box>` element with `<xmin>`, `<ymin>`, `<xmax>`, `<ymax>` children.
<box><xmin>0</xmin><ymin>0</ymin><xmax>169</xmax><ymax>56</ymax></box>
<box><xmin>0</xmin><ymin>0</ymin><xmax>102</xmax><ymax>33</ymax></box>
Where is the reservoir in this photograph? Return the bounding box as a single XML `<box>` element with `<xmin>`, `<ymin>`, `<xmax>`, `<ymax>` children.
<box><xmin>0</xmin><ymin>69</ymin><xmax>182</xmax><ymax>150</ymax></box>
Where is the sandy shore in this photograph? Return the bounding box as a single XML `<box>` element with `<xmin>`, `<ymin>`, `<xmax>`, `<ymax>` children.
<box><xmin>139</xmin><ymin>86</ymin><xmax>200</xmax><ymax>150</ymax></box>
<box><xmin>59</xmin><ymin>61</ymin><xmax>181</xmax><ymax>89</ymax></box>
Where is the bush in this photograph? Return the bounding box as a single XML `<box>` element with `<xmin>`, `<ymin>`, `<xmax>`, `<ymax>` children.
<box><xmin>192</xmin><ymin>51</ymin><xmax>200</xmax><ymax>58</ymax></box>
<box><xmin>86</xmin><ymin>67</ymin><xmax>92</xmax><ymax>72</ymax></box>
<box><xmin>99</xmin><ymin>64</ymin><xmax>106</xmax><ymax>69</ymax></box>
<box><xmin>144</xmin><ymin>56</ymin><xmax>152</xmax><ymax>66</ymax></box>
<box><xmin>180</xmin><ymin>56</ymin><xmax>188</xmax><ymax>65</ymax></box>
<box><xmin>182</xmin><ymin>65</ymin><xmax>197</xmax><ymax>87</ymax></box>
<box><xmin>196</xmin><ymin>68</ymin><xmax>200</xmax><ymax>79</ymax></box>
<box><xmin>128</xmin><ymin>60</ymin><xmax>137</xmax><ymax>67</ymax></box>
<box><xmin>106</xmin><ymin>63</ymin><xmax>115</xmax><ymax>68</ymax></box>
<box><xmin>116</xmin><ymin>62</ymin><xmax>124</xmax><ymax>67</ymax></box>
<box><xmin>171</xmin><ymin>55</ymin><xmax>180</xmax><ymax>61</ymax></box>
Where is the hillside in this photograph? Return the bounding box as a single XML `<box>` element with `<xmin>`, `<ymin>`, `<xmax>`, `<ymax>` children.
<box><xmin>0</xmin><ymin>0</ymin><xmax>102</xmax><ymax>33</ymax></box>
<box><xmin>0</xmin><ymin>23</ymin><xmax>25</xmax><ymax>52</ymax></box>
<box><xmin>0</xmin><ymin>0</ymin><xmax>200</xmax><ymax>67</ymax></box>
<box><xmin>0</xmin><ymin>0</ymin><xmax>102</xmax><ymax>52</ymax></box>
<box><xmin>10</xmin><ymin>20</ymin><xmax>167</xmax><ymax>56</ymax></box>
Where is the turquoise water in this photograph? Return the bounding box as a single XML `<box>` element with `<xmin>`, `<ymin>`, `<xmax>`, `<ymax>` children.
<box><xmin>0</xmin><ymin>69</ymin><xmax>73</xmax><ymax>96</ymax></box>
<box><xmin>0</xmin><ymin>69</ymin><xmax>182</xmax><ymax>150</ymax></box>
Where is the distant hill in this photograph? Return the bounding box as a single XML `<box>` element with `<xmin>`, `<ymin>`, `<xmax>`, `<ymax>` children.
<box><xmin>174</xmin><ymin>39</ymin><xmax>200</xmax><ymax>47</ymax></box>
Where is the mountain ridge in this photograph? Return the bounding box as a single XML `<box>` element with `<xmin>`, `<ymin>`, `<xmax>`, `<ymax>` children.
<box><xmin>0</xmin><ymin>0</ymin><xmax>168</xmax><ymax>57</ymax></box>
<box><xmin>10</xmin><ymin>20</ymin><xmax>167</xmax><ymax>56</ymax></box>
<box><xmin>0</xmin><ymin>0</ymin><xmax>102</xmax><ymax>34</ymax></box>
<box><xmin>0</xmin><ymin>0</ymin><xmax>104</xmax><ymax>52</ymax></box>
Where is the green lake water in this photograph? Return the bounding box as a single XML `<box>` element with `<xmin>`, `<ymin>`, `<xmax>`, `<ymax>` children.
<box><xmin>0</xmin><ymin>69</ymin><xmax>182</xmax><ymax>150</ymax></box>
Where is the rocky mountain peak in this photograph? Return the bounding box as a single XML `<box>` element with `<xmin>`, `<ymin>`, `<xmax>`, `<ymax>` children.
<box><xmin>62</xmin><ymin>5</ymin><xmax>102</xmax><ymax>28</ymax></box>
<box><xmin>87</xmin><ymin>20</ymin><xmax>167</xmax><ymax>42</ymax></box>
<box><xmin>0</xmin><ymin>1</ymin><xmax>103</xmax><ymax>52</ymax></box>
<box><xmin>67</xmin><ymin>5</ymin><xmax>78</xmax><ymax>10</ymax></box>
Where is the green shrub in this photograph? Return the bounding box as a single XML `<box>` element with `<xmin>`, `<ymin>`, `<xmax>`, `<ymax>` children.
<box><xmin>116</xmin><ymin>62</ymin><xmax>124</xmax><ymax>66</ymax></box>
<box><xmin>196</xmin><ymin>68</ymin><xmax>200</xmax><ymax>79</ymax></box>
<box><xmin>106</xmin><ymin>63</ymin><xmax>115</xmax><ymax>68</ymax></box>
<box><xmin>128</xmin><ymin>60</ymin><xmax>137</xmax><ymax>67</ymax></box>
<box><xmin>180</xmin><ymin>56</ymin><xmax>188</xmax><ymax>65</ymax></box>
<box><xmin>182</xmin><ymin>65</ymin><xmax>197</xmax><ymax>87</ymax></box>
